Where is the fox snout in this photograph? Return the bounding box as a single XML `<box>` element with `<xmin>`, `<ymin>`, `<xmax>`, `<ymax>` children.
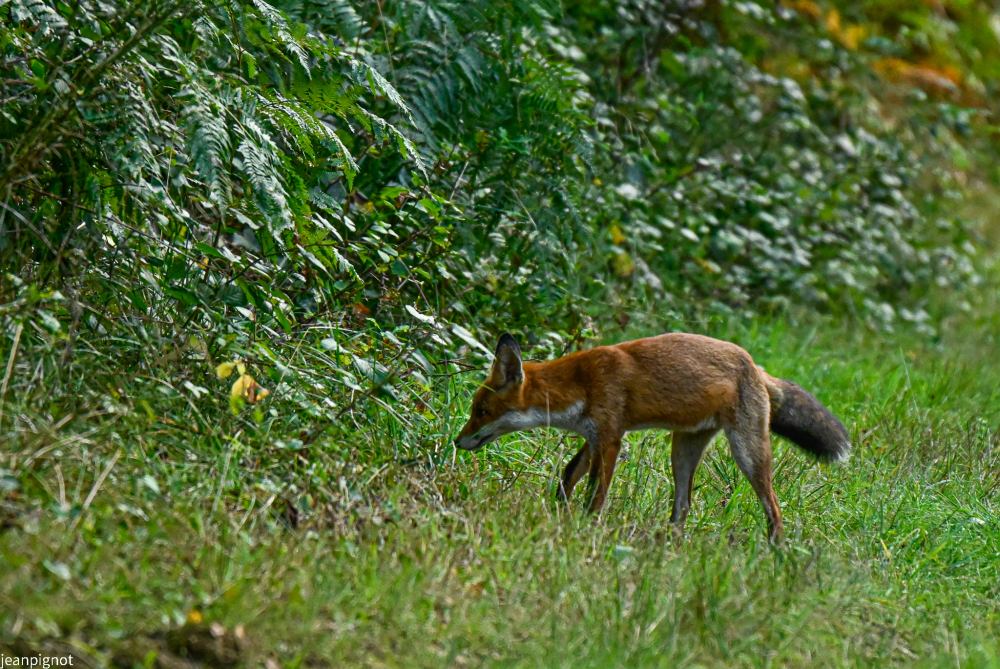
<box><xmin>454</xmin><ymin>428</ymin><xmax>493</xmax><ymax>451</ymax></box>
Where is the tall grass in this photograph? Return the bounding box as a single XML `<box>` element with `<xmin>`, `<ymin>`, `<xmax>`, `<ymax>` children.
<box><xmin>1</xmin><ymin>305</ymin><xmax>998</xmax><ymax>666</ymax></box>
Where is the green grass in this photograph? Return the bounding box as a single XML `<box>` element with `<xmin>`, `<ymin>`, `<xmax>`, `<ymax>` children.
<box><xmin>1</xmin><ymin>309</ymin><xmax>999</xmax><ymax>667</ymax></box>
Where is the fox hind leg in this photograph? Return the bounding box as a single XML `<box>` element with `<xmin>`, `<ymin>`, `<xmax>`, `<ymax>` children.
<box><xmin>670</xmin><ymin>429</ymin><xmax>718</xmax><ymax>535</ymax></box>
<box><xmin>724</xmin><ymin>422</ymin><xmax>784</xmax><ymax>543</ymax></box>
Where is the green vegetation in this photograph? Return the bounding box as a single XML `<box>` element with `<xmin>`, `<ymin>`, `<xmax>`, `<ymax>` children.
<box><xmin>1</xmin><ymin>0</ymin><xmax>998</xmax><ymax>666</ymax></box>
<box><xmin>2</xmin><ymin>310</ymin><xmax>998</xmax><ymax>666</ymax></box>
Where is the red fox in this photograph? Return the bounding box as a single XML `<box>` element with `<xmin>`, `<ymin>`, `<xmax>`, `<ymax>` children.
<box><xmin>455</xmin><ymin>333</ymin><xmax>850</xmax><ymax>542</ymax></box>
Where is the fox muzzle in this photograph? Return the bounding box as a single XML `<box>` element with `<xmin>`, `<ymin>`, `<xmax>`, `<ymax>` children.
<box><xmin>455</xmin><ymin>430</ymin><xmax>493</xmax><ymax>451</ymax></box>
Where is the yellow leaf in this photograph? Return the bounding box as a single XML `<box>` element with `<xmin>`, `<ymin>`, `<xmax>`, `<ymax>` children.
<box><xmin>839</xmin><ymin>24</ymin><xmax>866</xmax><ymax>50</ymax></box>
<box><xmin>231</xmin><ymin>374</ymin><xmax>252</xmax><ymax>400</ymax></box>
<box><xmin>231</xmin><ymin>374</ymin><xmax>269</xmax><ymax>404</ymax></box>
<box><xmin>782</xmin><ymin>0</ymin><xmax>821</xmax><ymax>20</ymax></box>
<box><xmin>215</xmin><ymin>361</ymin><xmax>237</xmax><ymax>379</ymax></box>
<box><xmin>611</xmin><ymin>251</ymin><xmax>634</xmax><ymax>277</ymax></box>
<box><xmin>694</xmin><ymin>257</ymin><xmax>721</xmax><ymax>274</ymax></box>
<box><xmin>236</xmin><ymin>361</ymin><xmax>246</xmax><ymax>375</ymax></box>
<box><xmin>186</xmin><ymin>610</ymin><xmax>203</xmax><ymax>625</ymax></box>
<box><xmin>825</xmin><ymin>9</ymin><xmax>841</xmax><ymax>34</ymax></box>
<box><xmin>609</xmin><ymin>224</ymin><xmax>626</xmax><ymax>245</ymax></box>
<box><xmin>823</xmin><ymin>8</ymin><xmax>865</xmax><ymax>50</ymax></box>
<box><xmin>879</xmin><ymin>538</ymin><xmax>892</xmax><ymax>561</ymax></box>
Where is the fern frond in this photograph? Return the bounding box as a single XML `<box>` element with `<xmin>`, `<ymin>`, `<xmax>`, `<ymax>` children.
<box><xmin>250</xmin><ymin>0</ymin><xmax>311</xmax><ymax>74</ymax></box>
<box><xmin>283</xmin><ymin>0</ymin><xmax>365</xmax><ymax>40</ymax></box>
<box><xmin>237</xmin><ymin>116</ymin><xmax>294</xmax><ymax>235</ymax></box>
<box><xmin>350</xmin><ymin>58</ymin><xmax>412</xmax><ymax>120</ymax></box>
<box><xmin>9</xmin><ymin>0</ymin><xmax>67</xmax><ymax>36</ymax></box>
<box><xmin>183</xmin><ymin>89</ymin><xmax>233</xmax><ymax>207</ymax></box>
<box><xmin>351</xmin><ymin>108</ymin><xmax>426</xmax><ymax>177</ymax></box>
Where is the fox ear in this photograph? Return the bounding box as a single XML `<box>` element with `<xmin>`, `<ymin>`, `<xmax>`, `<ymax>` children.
<box><xmin>492</xmin><ymin>333</ymin><xmax>523</xmax><ymax>387</ymax></box>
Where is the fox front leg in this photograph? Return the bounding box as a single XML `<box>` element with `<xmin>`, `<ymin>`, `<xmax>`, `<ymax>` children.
<box><xmin>587</xmin><ymin>436</ymin><xmax>623</xmax><ymax>514</ymax></box>
<box><xmin>557</xmin><ymin>443</ymin><xmax>592</xmax><ymax>503</ymax></box>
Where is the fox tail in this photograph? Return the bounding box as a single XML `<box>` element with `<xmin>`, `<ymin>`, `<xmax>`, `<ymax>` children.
<box><xmin>762</xmin><ymin>372</ymin><xmax>851</xmax><ymax>462</ymax></box>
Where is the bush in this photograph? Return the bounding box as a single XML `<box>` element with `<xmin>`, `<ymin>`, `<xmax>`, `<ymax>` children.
<box><xmin>0</xmin><ymin>0</ymin><xmax>992</xmax><ymax>414</ymax></box>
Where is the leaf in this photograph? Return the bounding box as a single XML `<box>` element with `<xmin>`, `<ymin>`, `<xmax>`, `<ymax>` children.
<box><xmin>611</xmin><ymin>250</ymin><xmax>635</xmax><ymax>277</ymax></box>
<box><xmin>405</xmin><ymin>305</ymin><xmax>436</xmax><ymax>324</ymax></box>
<box><xmin>44</xmin><ymin>560</ymin><xmax>71</xmax><ymax>581</ymax></box>
<box><xmin>353</xmin><ymin>59</ymin><xmax>412</xmax><ymax>119</ymax></box>
<box><xmin>165</xmin><ymin>287</ymin><xmax>200</xmax><ymax>307</ymax></box>
<box><xmin>450</xmin><ymin>324</ymin><xmax>490</xmax><ymax>354</ymax></box>
<box><xmin>231</xmin><ymin>373</ymin><xmax>270</xmax><ymax>405</ymax></box>
<box><xmin>216</xmin><ymin>361</ymin><xmax>237</xmax><ymax>379</ymax></box>
<box><xmin>140</xmin><ymin>475</ymin><xmax>161</xmax><ymax>495</ymax></box>
<box><xmin>237</xmin><ymin>135</ymin><xmax>294</xmax><ymax>235</ymax></box>
<box><xmin>250</xmin><ymin>0</ymin><xmax>311</xmax><ymax>74</ymax></box>
<box><xmin>609</xmin><ymin>224</ymin><xmax>626</xmax><ymax>245</ymax></box>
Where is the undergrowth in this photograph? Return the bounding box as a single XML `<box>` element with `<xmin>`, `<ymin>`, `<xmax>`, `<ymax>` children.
<box><xmin>1</xmin><ymin>298</ymin><xmax>997</xmax><ymax>667</ymax></box>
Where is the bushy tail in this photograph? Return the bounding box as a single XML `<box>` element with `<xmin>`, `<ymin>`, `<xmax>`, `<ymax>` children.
<box><xmin>763</xmin><ymin>373</ymin><xmax>851</xmax><ymax>462</ymax></box>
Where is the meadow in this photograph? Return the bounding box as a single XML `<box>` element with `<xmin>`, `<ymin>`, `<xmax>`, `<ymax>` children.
<box><xmin>3</xmin><ymin>297</ymin><xmax>997</xmax><ymax>667</ymax></box>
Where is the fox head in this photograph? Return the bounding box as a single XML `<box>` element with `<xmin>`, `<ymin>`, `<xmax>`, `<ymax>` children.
<box><xmin>455</xmin><ymin>333</ymin><xmax>528</xmax><ymax>451</ymax></box>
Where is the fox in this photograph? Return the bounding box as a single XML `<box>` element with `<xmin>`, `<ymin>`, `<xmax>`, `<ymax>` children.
<box><xmin>454</xmin><ymin>332</ymin><xmax>851</xmax><ymax>542</ymax></box>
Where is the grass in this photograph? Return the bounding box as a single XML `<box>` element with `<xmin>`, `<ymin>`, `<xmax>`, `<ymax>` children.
<box><xmin>1</xmin><ymin>303</ymin><xmax>998</xmax><ymax>667</ymax></box>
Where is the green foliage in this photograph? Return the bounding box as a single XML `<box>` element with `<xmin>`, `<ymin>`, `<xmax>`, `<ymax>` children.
<box><xmin>1</xmin><ymin>313</ymin><xmax>998</xmax><ymax>664</ymax></box>
<box><xmin>2</xmin><ymin>0</ymin><xmax>994</xmax><ymax>396</ymax></box>
<box><xmin>0</xmin><ymin>0</ymin><xmax>451</xmax><ymax>415</ymax></box>
<box><xmin>1</xmin><ymin>0</ymin><xmax>999</xmax><ymax>661</ymax></box>
<box><xmin>0</xmin><ymin>1</ymin><xmax>993</xmax><ymax>499</ymax></box>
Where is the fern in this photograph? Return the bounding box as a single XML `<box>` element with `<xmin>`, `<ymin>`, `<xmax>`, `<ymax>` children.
<box><xmin>0</xmin><ymin>0</ymin><xmax>979</xmax><ymax>381</ymax></box>
<box><xmin>183</xmin><ymin>88</ymin><xmax>233</xmax><ymax>208</ymax></box>
<box><xmin>349</xmin><ymin>58</ymin><xmax>413</xmax><ymax>120</ymax></box>
<box><xmin>249</xmin><ymin>0</ymin><xmax>312</xmax><ymax>74</ymax></box>
<box><xmin>237</xmin><ymin>117</ymin><xmax>295</xmax><ymax>235</ymax></box>
<box><xmin>9</xmin><ymin>0</ymin><xmax>67</xmax><ymax>35</ymax></box>
<box><xmin>282</xmin><ymin>0</ymin><xmax>365</xmax><ymax>40</ymax></box>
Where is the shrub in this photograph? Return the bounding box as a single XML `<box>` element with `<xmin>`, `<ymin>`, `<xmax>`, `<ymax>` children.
<box><xmin>0</xmin><ymin>0</ymin><xmax>991</xmax><ymax>417</ymax></box>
